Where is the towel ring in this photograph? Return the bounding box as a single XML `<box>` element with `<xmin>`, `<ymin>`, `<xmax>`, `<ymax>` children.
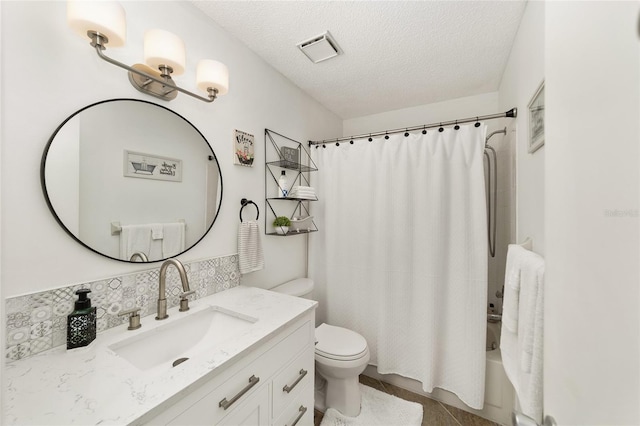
<box><xmin>240</xmin><ymin>198</ymin><xmax>259</xmax><ymax>222</ymax></box>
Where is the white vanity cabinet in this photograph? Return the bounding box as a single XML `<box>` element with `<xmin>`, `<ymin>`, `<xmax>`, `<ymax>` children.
<box><xmin>146</xmin><ymin>311</ymin><xmax>315</xmax><ymax>426</ymax></box>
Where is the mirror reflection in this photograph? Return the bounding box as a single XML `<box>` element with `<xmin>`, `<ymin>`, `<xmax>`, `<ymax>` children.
<box><xmin>42</xmin><ymin>99</ymin><xmax>222</xmax><ymax>262</ymax></box>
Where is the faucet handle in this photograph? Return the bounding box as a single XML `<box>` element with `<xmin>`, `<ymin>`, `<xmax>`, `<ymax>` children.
<box><xmin>179</xmin><ymin>290</ymin><xmax>196</xmax><ymax>312</ymax></box>
<box><xmin>118</xmin><ymin>307</ymin><xmax>142</xmax><ymax>330</ymax></box>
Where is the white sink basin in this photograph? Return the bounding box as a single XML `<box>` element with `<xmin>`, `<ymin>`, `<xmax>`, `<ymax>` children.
<box><xmin>108</xmin><ymin>306</ymin><xmax>257</xmax><ymax>372</ymax></box>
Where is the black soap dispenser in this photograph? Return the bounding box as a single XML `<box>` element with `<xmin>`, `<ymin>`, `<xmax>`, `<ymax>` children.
<box><xmin>67</xmin><ymin>289</ymin><xmax>97</xmax><ymax>349</ymax></box>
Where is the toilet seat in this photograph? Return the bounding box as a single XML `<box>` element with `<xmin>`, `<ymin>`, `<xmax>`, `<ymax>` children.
<box><xmin>315</xmin><ymin>323</ymin><xmax>368</xmax><ymax>361</ymax></box>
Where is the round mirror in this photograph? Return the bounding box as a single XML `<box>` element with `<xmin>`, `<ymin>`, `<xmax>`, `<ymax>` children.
<box><xmin>41</xmin><ymin>99</ymin><xmax>223</xmax><ymax>263</ymax></box>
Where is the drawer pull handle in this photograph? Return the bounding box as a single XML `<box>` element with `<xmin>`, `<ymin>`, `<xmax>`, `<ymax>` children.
<box><xmin>219</xmin><ymin>375</ymin><xmax>260</xmax><ymax>410</ymax></box>
<box><xmin>287</xmin><ymin>405</ymin><xmax>307</xmax><ymax>426</ymax></box>
<box><xmin>283</xmin><ymin>369</ymin><xmax>308</xmax><ymax>393</ymax></box>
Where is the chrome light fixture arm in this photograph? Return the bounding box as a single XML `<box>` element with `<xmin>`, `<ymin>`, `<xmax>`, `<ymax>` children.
<box><xmin>89</xmin><ymin>31</ymin><xmax>218</xmax><ymax>103</ymax></box>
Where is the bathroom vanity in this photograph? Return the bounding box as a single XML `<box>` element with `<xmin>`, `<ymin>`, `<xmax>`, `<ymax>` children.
<box><xmin>5</xmin><ymin>286</ymin><xmax>316</xmax><ymax>426</ymax></box>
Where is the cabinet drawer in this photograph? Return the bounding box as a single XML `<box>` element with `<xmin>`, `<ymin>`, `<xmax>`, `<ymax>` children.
<box><xmin>167</xmin><ymin>320</ymin><xmax>312</xmax><ymax>425</ymax></box>
<box><xmin>272</xmin><ymin>346</ymin><xmax>314</xmax><ymax>419</ymax></box>
<box><xmin>273</xmin><ymin>382</ymin><xmax>314</xmax><ymax>426</ymax></box>
<box><xmin>217</xmin><ymin>383</ymin><xmax>269</xmax><ymax>426</ymax></box>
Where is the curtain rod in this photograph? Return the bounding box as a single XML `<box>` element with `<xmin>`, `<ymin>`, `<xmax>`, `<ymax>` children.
<box><xmin>308</xmin><ymin>108</ymin><xmax>517</xmax><ymax>146</ymax></box>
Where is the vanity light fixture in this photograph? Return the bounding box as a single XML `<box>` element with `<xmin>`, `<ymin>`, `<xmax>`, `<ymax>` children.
<box><xmin>67</xmin><ymin>0</ymin><xmax>228</xmax><ymax>103</ymax></box>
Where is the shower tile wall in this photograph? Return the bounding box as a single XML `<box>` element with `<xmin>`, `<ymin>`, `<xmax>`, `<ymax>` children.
<box><xmin>486</xmin><ymin>124</ymin><xmax>516</xmax><ymax>314</ymax></box>
<box><xmin>5</xmin><ymin>254</ymin><xmax>240</xmax><ymax>363</ymax></box>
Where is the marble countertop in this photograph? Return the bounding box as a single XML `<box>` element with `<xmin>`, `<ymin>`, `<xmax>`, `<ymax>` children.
<box><xmin>5</xmin><ymin>286</ymin><xmax>317</xmax><ymax>425</ymax></box>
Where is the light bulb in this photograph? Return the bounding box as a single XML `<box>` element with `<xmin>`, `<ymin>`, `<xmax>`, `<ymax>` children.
<box><xmin>67</xmin><ymin>0</ymin><xmax>126</xmax><ymax>47</ymax></box>
<box><xmin>144</xmin><ymin>29</ymin><xmax>186</xmax><ymax>75</ymax></box>
<box><xmin>196</xmin><ymin>60</ymin><xmax>229</xmax><ymax>95</ymax></box>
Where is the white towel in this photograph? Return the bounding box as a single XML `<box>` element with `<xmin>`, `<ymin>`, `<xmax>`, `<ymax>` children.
<box><xmin>162</xmin><ymin>222</ymin><xmax>186</xmax><ymax>258</ymax></box>
<box><xmin>238</xmin><ymin>220</ymin><xmax>264</xmax><ymax>274</ymax></box>
<box><xmin>150</xmin><ymin>223</ymin><xmax>164</xmax><ymax>240</ymax></box>
<box><xmin>500</xmin><ymin>244</ymin><xmax>545</xmax><ymax>424</ymax></box>
<box><xmin>119</xmin><ymin>225</ymin><xmax>152</xmax><ymax>261</ymax></box>
<box><xmin>502</xmin><ymin>247</ymin><xmax>524</xmax><ymax>333</ymax></box>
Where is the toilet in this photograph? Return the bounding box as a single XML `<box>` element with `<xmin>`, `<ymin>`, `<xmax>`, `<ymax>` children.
<box><xmin>270</xmin><ymin>278</ymin><xmax>370</xmax><ymax>417</ymax></box>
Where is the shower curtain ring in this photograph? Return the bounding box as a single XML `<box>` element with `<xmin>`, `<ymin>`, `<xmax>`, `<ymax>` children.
<box><xmin>475</xmin><ymin>117</ymin><xmax>481</xmax><ymax>128</ymax></box>
<box><xmin>438</xmin><ymin>123</ymin><xmax>444</xmax><ymax>132</ymax></box>
<box><xmin>368</xmin><ymin>134</ymin><xmax>372</xmax><ymax>142</ymax></box>
<box><xmin>384</xmin><ymin>132</ymin><xmax>389</xmax><ymax>140</ymax></box>
<box><xmin>422</xmin><ymin>125</ymin><xmax>427</xmax><ymax>135</ymax></box>
<box><xmin>404</xmin><ymin>129</ymin><xmax>409</xmax><ymax>137</ymax></box>
<box><xmin>454</xmin><ymin>121</ymin><xmax>460</xmax><ymax>130</ymax></box>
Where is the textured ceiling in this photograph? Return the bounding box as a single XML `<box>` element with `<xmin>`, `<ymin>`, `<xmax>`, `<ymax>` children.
<box><xmin>191</xmin><ymin>1</ymin><xmax>527</xmax><ymax>119</ymax></box>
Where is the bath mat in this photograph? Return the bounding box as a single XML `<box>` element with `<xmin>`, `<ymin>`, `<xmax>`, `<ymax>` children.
<box><xmin>319</xmin><ymin>384</ymin><xmax>423</xmax><ymax>426</ymax></box>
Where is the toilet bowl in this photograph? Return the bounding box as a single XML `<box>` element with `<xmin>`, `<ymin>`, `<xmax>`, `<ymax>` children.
<box><xmin>270</xmin><ymin>278</ymin><xmax>370</xmax><ymax>417</ymax></box>
<box><xmin>315</xmin><ymin>323</ymin><xmax>370</xmax><ymax>416</ymax></box>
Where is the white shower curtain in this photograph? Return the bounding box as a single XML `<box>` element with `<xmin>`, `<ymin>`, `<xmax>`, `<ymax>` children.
<box><xmin>310</xmin><ymin>124</ymin><xmax>488</xmax><ymax>409</ymax></box>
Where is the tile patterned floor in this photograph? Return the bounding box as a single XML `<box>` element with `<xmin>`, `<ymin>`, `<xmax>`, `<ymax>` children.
<box><xmin>314</xmin><ymin>375</ymin><xmax>500</xmax><ymax>426</ymax></box>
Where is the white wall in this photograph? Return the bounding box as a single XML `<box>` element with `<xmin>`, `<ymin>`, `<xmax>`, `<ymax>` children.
<box><xmin>0</xmin><ymin>1</ymin><xmax>341</xmax><ymax>296</ymax></box>
<box><xmin>498</xmin><ymin>1</ymin><xmax>545</xmax><ymax>255</ymax></box>
<box><xmin>343</xmin><ymin>92</ymin><xmax>500</xmax><ymax>136</ymax></box>
<box><xmin>0</xmin><ymin>1</ymin><xmax>4</xmax><ymax>415</ymax></box>
<box><xmin>545</xmin><ymin>2</ymin><xmax>639</xmax><ymax>423</ymax></box>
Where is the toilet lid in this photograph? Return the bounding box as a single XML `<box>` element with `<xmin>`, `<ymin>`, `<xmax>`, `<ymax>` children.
<box><xmin>315</xmin><ymin>323</ymin><xmax>368</xmax><ymax>360</ymax></box>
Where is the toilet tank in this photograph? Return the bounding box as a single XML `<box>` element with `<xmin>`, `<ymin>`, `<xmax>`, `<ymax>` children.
<box><xmin>270</xmin><ymin>278</ymin><xmax>314</xmax><ymax>299</ymax></box>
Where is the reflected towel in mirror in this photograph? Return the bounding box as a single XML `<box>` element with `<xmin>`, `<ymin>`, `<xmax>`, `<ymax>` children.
<box><xmin>120</xmin><ymin>225</ymin><xmax>152</xmax><ymax>261</ymax></box>
<box><xmin>151</xmin><ymin>223</ymin><xmax>164</xmax><ymax>240</ymax></box>
<box><xmin>162</xmin><ymin>222</ymin><xmax>186</xmax><ymax>258</ymax></box>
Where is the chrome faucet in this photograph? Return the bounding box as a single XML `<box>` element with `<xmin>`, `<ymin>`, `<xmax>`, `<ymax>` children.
<box><xmin>156</xmin><ymin>258</ymin><xmax>191</xmax><ymax>320</ymax></box>
<box><xmin>129</xmin><ymin>252</ymin><xmax>149</xmax><ymax>262</ymax></box>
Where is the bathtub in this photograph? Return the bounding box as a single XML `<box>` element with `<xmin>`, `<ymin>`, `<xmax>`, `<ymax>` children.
<box><xmin>363</xmin><ymin>321</ymin><xmax>515</xmax><ymax>425</ymax></box>
<box><xmin>481</xmin><ymin>321</ymin><xmax>515</xmax><ymax>425</ymax></box>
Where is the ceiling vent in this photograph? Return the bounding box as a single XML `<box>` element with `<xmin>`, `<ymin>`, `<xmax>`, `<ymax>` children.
<box><xmin>297</xmin><ymin>31</ymin><xmax>342</xmax><ymax>64</ymax></box>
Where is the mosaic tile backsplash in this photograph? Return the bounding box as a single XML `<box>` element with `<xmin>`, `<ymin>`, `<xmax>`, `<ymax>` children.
<box><xmin>5</xmin><ymin>254</ymin><xmax>240</xmax><ymax>362</ymax></box>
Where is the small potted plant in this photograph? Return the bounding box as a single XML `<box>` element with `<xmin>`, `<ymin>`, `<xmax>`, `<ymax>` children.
<box><xmin>273</xmin><ymin>216</ymin><xmax>291</xmax><ymax>235</ymax></box>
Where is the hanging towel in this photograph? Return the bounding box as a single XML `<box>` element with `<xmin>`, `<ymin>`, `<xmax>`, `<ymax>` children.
<box><xmin>162</xmin><ymin>222</ymin><xmax>186</xmax><ymax>258</ymax></box>
<box><xmin>503</xmin><ymin>248</ymin><xmax>523</xmax><ymax>333</ymax></box>
<box><xmin>238</xmin><ymin>220</ymin><xmax>264</xmax><ymax>274</ymax></box>
<box><xmin>500</xmin><ymin>244</ymin><xmax>545</xmax><ymax>424</ymax></box>
<box><xmin>119</xmin><ymin>225</ymin><xmax>152</xmax><ymax>261</ymax></box>
<box><xmin>150</xmin><ymin>223</ymin><xmax>164</xmax><ymax>240</ymax></box>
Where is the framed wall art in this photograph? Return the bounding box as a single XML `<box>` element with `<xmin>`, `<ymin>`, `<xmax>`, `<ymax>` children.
<box><xmin>281</xmin><ymin>146</ymin><xmax>300</xmax><ymax>165</ymax></box>
<box><xmin>123</xmin><ymin>150</ymin><xmax>182</xmax><ymax>182</ymax></box>
<box><xmin>234</xmin><ymin>129</ymin><xmax>255</xmax><ymax>167</ymax></box>
<box><xmin>528</xmin><ymin>80</ymin><xmax>545</xmax><ymax>153</ymax></box>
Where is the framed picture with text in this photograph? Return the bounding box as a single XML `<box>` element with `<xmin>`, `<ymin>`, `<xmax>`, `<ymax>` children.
<box><xmin>123</xmin><ymin>150</ymin><xmax>182</xmax><ymax>182</ymax></box>
<box><xmin>234</xmin><ymin>129</ymin><xmax>255</xmax><ymax>167</ymax></box>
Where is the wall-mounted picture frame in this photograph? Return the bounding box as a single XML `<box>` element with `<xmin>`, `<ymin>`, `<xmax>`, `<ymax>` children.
<box><xmin>123</xmin><ymin>150</ymin><xmax>182</xmax><ymax>182</ymax></box>
<box><xmin>234</xmin><ymin>129</ymin><xmax>255</xmax><ymax>167</ymax></box>
<box><xmin>281</xmin><ymin>146</ymin><xmax>300</xmax><ymax>165</ymax></box>
<box><xmin>528</xmin><ymin>80</ymin><xmax>545</xmax><ymax>153</ymax></box>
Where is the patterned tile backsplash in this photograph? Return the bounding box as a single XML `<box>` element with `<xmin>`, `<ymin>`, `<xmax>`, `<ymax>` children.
<box><xmin>5</xmin><ymin>254</ymin><xmax>240</xmax><ymax>363</ymax></box>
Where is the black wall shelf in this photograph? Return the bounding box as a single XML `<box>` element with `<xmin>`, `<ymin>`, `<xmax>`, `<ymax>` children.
<box><xmin>264</xmin><ymin>129</ymin><xmax>318</xmax><ymax>236</ymax></box>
